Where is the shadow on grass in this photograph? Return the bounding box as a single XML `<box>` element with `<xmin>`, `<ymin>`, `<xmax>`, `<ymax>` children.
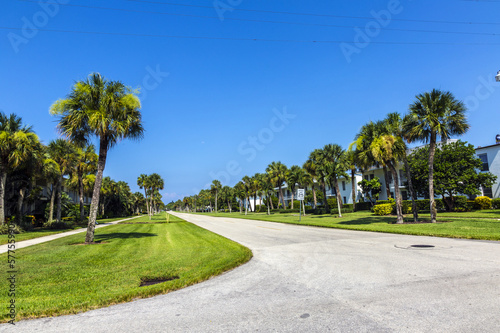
<box><xmin>338</xmin><ymin>216</ymin><xmax>396</xmax><ymax>225</ymax></box>
<box><xmin>94</xmin><ymin>232</ymin><xmax>158</xmax><ymax>241</ymax></box>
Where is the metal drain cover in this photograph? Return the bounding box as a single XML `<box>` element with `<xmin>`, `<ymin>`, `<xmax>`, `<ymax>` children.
<box><xmin>410</xmin><ymin>244</ymin><xmax>435</xmax><ymax>248</ymax></box>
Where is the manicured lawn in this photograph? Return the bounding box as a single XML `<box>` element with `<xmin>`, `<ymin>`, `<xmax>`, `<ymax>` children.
<box><xmin>0</xmin><ymin>216</ymin><xmax>137</xmax><ymax>245</ymax></box>
<box><xmin>0</xmin><ymin>213</ymin><xmax>252</xmax><ymax>322</ymax></box>
<box><xmin>118</xmin><ymin>212</ymin><xmax>185</xmax><ymax>224</ymax></box>
<box><xmin>196</xmin><ymin>210</ymin><xmax>500</xmax><ymax>241</ymax></box>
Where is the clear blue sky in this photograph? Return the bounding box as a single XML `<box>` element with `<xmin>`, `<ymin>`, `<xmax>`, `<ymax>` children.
<box><xmin>2</xmin><ymin>0</ymin><xmax>500</xmax><ymax>203</ymax></box>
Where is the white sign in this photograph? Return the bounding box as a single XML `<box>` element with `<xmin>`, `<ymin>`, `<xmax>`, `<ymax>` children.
<box><xmin>297</xmin><ymin>189</ymin><xmax>305</xmax><ymax>201</ymax></box>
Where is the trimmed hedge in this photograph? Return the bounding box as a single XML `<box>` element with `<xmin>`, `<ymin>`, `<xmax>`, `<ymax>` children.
<box><xmin>373</xmin><ymin>204</ymin><xmax>392</xmax><ymax>216</ymax></box>
<box><xmin>474</xmin><ymin>196</ymin><xmax>492</xmax><ymax>210</ymax></box>
<box><xmin>492</xmin><ymin>198</ymin><xmax>500</xmax><ymax>209</ymax></box>
<box><xmin>355</xmin><ymin>201</ymin><xmax>372</xmax><ymax>211</ymax></box>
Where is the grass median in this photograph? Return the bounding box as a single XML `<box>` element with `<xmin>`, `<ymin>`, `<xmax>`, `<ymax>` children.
<box><xmin>0</xmin><ymin>213</ymin><xmax>252</xmax><ymax>322</ymax></box>
<box><xmin>196</xmin><ymin>210</ymin><xmax>500</xmax><ymax>241</ymax></box>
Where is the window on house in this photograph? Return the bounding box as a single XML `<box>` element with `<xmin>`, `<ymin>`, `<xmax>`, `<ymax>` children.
<box><xmin>387</xmin><ymin>172</ymin><xmax>393</xmax><ymax>184</ymax></box>
<box><xmin>399</xmin><ymin>169</ymin><xmax>407</xmax><ymax>184</ymax></box>
<box><xmin>482</xmin><ymin>186</ymin><xmax>493</xmax><ymax>198</ymax></box>
<box><xmin>402</xmin><ymin>191</ymin><xmax>408</xmax><ymax>200</ymax></box>
<box><xmin>370</xmin><ymin>174</ymin><xmax>375</xmax><ymax>180</ymax></box>
<box><xmin>342</xmin><ymin>181</ymin><xmax>346</xmax><ymax>191</ymax></box>
<box><xmin>479</xmin><ymin>154</ymin><xmax>489</xmax><ymax>171</ymax></box>
<box><xmin>390</xmin><ymin>192</ymin><xmax>394</xmax><ymax>199</ymax></box>
<box><xmin>343</xmin><ymin>196</ymin><xmax>347</xmax><ymax>204</ymax></box>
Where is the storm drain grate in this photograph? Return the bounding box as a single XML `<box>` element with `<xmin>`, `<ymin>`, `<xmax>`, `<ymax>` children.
<box><xmin>410</xmin><ymin>244</ymin><xmax>435</xmax><ymax>248</ymax></box>
<box><xmin>140</xmin><ymin>276</ymin><xmax>179</xmax><ymax>287</ymax></box>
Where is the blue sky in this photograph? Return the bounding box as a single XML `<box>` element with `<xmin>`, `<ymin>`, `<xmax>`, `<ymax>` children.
<box><xmin>2</xmin><ymin>0</ymin><xmax>500</xmax><ymax>202</ymax></box>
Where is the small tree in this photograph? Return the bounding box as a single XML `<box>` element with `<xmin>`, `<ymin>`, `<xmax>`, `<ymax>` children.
<box><xmin>358</xmin><ymin>177</ymin><xmax>382</xmax><ymax>206</ymax></box>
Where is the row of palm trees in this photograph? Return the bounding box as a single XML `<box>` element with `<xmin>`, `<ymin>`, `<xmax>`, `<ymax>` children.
<box><xmin>179</xmin><ymin>89</ymin><xmax>469</xmax><ymax>223</ymax></box>
<box><xmin>0</xmin><ymin>110</ymin><xmax>153</xmax><ymax>228</ymax></box>
<box><xmin>137</xmin><ymin>173</ymin><xmax>165</xmax><ymax>219</ymax></box>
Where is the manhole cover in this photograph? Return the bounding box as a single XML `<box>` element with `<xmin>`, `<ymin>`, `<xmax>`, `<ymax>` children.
<box><xmin>410</xmin><ymin>245</ymin><xmax>435</xmax><ymax>248</ymax></box>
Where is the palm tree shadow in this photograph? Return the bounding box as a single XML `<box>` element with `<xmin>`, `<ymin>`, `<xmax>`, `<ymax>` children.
<box><xmin>338</xmin><ymin>216</ymin><xmax>395</xmax><ymax>225</ymax></box>
<box><xmin>94</xmin><ymin>232</ymin><xmax>157</xmax><ymax>241</ymax></box>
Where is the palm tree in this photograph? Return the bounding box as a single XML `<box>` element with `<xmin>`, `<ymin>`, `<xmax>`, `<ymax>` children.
<box><xmin>260</xmin><ymin>173</ymin><xmax>275</xmax><ymax>215</ymax></box>
<box><xmin>47</xmin><ymin>139</ymin><xmax>78</xmax><ymax>223</ymax></box>
<box><xmin>233</xmin><ymin>182</ymin><xmax>246</xmax><ymax>214</ymax></box>
<box><xmin>266</xmin><ymin>161</ymin><xmax>288</xmax><ymax>209</ymax></box>
<box><xmin>241</xmin><ymin>175</ymin><xmax>253</xmax><ymax>215</ymax></box>
<box><xmin>41</xmin><ymin>157</ymin><xmax>61</xmax><ymax>222</ymax></box>
<box><xmin>303</xmin><ymin>159</ymin><xmax>318</xmax><ymax>209</ymax></box>
<box><xmin>286</xmin><ymin>166</ymin><xmax>302</xmax><ymax>209</ymax></box>
<box><xmin>344</xmin><ymin>150</ymin><xmax>358</xmax><ymax>211</ymax></box>
<box><xmin>133</xmin><ymin>192</ymin><xmax>145</xmax><ymax>214</ymax></box>
<box><xmin>220</xmin><ymin>186</ymin><xmax>234</xmax><ymax>213</ymax></box>
<box><xmin>321</xmin><ymin>144</ymin><xmax>349</xmax><ymax>216</ymax></box>
<box><xmin>210</xmin><ymin>179</ymin><xmax>222</xmax><ymax>213</ymax></box>
<box><xmin>352</xmin><ymin>121</ymin><xmax>406</xmax><ymax>223</ymax></box>
<box><xmin>137</xmin><ymin>174</ymin><xmax>150</xmax><ymax>217</ymax></box>
<box><xmin>305</xmin><ymin>150</ymin><xmax>328</xmax><ymax>209</ymax></box>
<box><xmin>51</xmin><ymin>73</ymin><xmax>144</xmax><ymax>243</ymax></box>
<box><xmin>0</xmin><ymin>112</ymin><xmax>41</xmax><ymax>225</ymax></box>
<box><xmin>385</xmin><ymin>112</ymin><xmax>419</xmax><ymax>222</ymax></box>
<box><xmin>147</xmin><ymin>173</ymin><xmax>164</xmax><ymax>217</ymax></box>
<box><xmin>405</xmin><ymin>89</ymin><xmax>469</xmax><ymax>223</ymax></box>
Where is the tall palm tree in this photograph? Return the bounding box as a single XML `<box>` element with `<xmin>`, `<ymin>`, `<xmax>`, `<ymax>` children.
<box><xmin>137</xmin><ymin>174</ymin><xmax>150</xmax><ymax>217</ymax></box>
<box><xmin>41</xmin><ymin>157</ymin><xmax>61</xmax><ymax>222</ymax></box>
<box><xmin>147</xmin><ymin>173</ymin><xmax>164</xmax><ymax>217</ymax></box>
<box><xmin>47</xmin><ymin>139</ymin><xmax>77</xmax><ymax>223</ymax></box>
<box><xmin>305</xmin><ymin>150</ymin><xmax>328</xmax><ymax>209</ymax></box>
<box><xmin>303</xmin><ymin>159</ymin><xmax>318</xmax><ymax>209</ymax></box>
<box><xmin>210</xmin><ymin>179</ymin><xmax>222</xmax><ymax>213</ymax></box>
<box><xmin>286</xmin><ymin>165</ymin><xmax>302</xmax><ymax>209</ymax></box>
<box><xmin>241</xmin><ymin>175</ymin><xmax>253</xmax><ymax>215</ymax></box>
<box><xmin>320</xmin><ymin>144</ymin><xmax>349</xmax><ymax>216</ymax></box>
<box><xmin>266</xmin><ymin>161</ymin><xmax>288</xmax><ymax>209</ymax></box>
<box><xmin>233</xmin><ymin>182</ymin><xmax>246</xmax><ymax>214</ymax></box>
<box><xmin>405</xmin><ymin>89</ymin><xmax>469</xmax><ymax>223</ymax></box>
<box><xmin>385</xmin><ymin>112</ymin><xmax>419</xmax><ymax>222</ymax></box>
<box><xmin>220</xmin><ymin>186</ymin><xmax>234</xmax><ymax>213</ymax></box>
<box><xmin>344</xmin><ymin>150</ymin><xmax>358</xmax><ymax>211</ymax></box>
<box><xmin>260</xmin><ymin>173</ymin><xmax>275</xmax><ymax>215</ymax></box>
<box><xmin>51</xmin><ymin>73</ymin><xmax>144</xmax><ymax>243</ymax></box>
<box><xmin>0</xmin><ymin>112</ymin><xmax>40</xmax><ymax>225</ymax></box>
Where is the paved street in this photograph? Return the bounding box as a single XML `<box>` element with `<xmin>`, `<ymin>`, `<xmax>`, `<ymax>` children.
<box><xmin>2</xmin><ymin>213</ymin><xmax>500</xmax><ymax>332</ymax></box>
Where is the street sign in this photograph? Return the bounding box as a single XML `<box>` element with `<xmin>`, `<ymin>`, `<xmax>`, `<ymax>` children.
<box><xmin>297</xmin><ymin>189</ymin><xmax>305</xmax><ymax>201</ymax></box>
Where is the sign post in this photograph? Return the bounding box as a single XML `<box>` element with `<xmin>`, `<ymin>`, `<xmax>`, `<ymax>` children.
<box><xmin>297</xmin><ymin>189</ymin><xmax>305</xmax><ymax>221</ymax></box>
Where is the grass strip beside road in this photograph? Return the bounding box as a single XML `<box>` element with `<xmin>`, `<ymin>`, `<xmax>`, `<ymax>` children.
<box><xmin>0</xmin><ymin>213</ymin><xmax>252</xmax><ymax>322</ymax></box>
<box><xmin>196</xmin><ymin>211</ymin><xmax>500</xmax><ymax>241</ymax></box>
<box><xmin>0</xmin><ymin>216</ymin><xmax>137</xmax><ymax>245</ymax></box>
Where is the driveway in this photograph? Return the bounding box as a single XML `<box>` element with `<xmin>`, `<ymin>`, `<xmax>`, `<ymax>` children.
<box><xmin>2</xmin><ymin>212</ymin><xmax>500</xmax><ymax>332</ymax></box>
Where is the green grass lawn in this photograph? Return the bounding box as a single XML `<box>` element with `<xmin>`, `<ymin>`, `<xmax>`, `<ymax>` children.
<box><xmin>0</xmin><ymin>213</ymin><xmax>252</xmax><ymax>322</ymax></box>
<box><xmin>196</xmin><ymin>210</ymin><xmax>500</xmax><ymax>241</ymax></box>
<box><xmin>0</xmin><ymin>216</ymin><xmax>138</xmax><ymax>245</ymax></box>
<box><xmin>118</xmin><ymin>212</ymin><xmax>185</xmax><ymax>224</ymax></box>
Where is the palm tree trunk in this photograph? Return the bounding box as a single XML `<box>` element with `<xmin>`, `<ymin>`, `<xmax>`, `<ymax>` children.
<box><xmin>270</xmin><ymin>195</ymin><xmax>274</xmax><ymax>209</ymax></box>
<box><xmin>428</xmin><ymin>133</ymin><xmax>437</xmax><ymax>223</ymax></box>
<box><xmin>321</xmin><ymin>179</ymin><xmax>328</xmax><ymax>209</ymax></box>
<box><xmin>403</xmin><ymin>157</ymin><xmax>418</xmax><ymax>222</ymax></box>
<box><xmin>0</xmin><ymin>169</ymin><xmax>7</xmax><ymax>225</ymax></box>
<box><xmin>16</xmin><ymin>187</ymin><xmax>26</xmax><ymax>227</ymax></box>
<box><xmin>278</xmin><ymin>185</ymin><xmax>285</xmax><ymax>209</ymax></box>
<box><xmin>388</xmin><ymin>162</ymin><xmax>404</xmax><ymax>224</ymax></box>
<box><xmin>290</xmin><ymin>189</ymin><xmax>294</xmax><ymax>209</ymax></box>
<box><xmin>56</xmin><ymin>175</ymin><xmax>63</xmax><ymax>223</ymax></box>
<box><xmin>228</xmin><ymin>200</ymin><xmax>232</xmax><ymax>213</ymax></box>
<box><xmin>78</xmin><ymin>173</ymin><xmax>85</xmax><ymax>222</ymax></box>
<box><xmin>334</xmin><ymin>178</ymin><xmax>343</xmax><ymax>209</ymax></box>
<box><xmin>383</xmin><ymin>166</ymin><xmax>391</xmax><ymax>199</ymax></box>
<box><xmin>312</xmin><ymin>185</ymin><xmax>317</xmax><ymax>209</ymax></box>
<box><xmin>351</xmin><ymin>169</ymin><xmax>356</xmax><ymax>211</ymax></box>
<box><xmin>143</xmin><ymin>188</ymin><xmax>149</xmax><ymax>218</ymax></box>
<box><xmin>86</xmin><ymin>140</ymin><xmax>108</xmax><ymax>244</ymax></box>
<box><xmin>267</xmin><ymin>194</ymin><xmax>271</xmax><ymax>215</ymax></box>
<box><xmin>245</xmin><ymin>196</ymin><xmax>248</xmax><ymax>215</ymax></box>
<box><xmin>49</xmin><ymin>184</ymin><xmax>55</xmax><ymax>222</ymax></box>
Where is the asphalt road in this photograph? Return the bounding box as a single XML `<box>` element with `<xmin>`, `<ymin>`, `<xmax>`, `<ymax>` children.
<box><xmin>2</xmin><ymin>212</ymin><xmax>500</xmax><ymax>332</ymax></box>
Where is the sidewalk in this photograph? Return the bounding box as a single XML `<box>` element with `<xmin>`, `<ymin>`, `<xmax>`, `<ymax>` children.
<box><xmin>0</xmin><ymin>215</ymin><xmax>143</xmax><ymax>254</ymax></box>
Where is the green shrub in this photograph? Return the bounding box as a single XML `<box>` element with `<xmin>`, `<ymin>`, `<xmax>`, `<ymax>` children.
<box><xmin>43</xmin><ymin>220</ymin><xmax>70</xmax><ymax>230</ymax></box>
<box><xmin>330</xmin><ymin>208</ymin><xmax>354</xmax><ymax>215</ymax></box>
<box><xmin>492</xmin><ymin>198</ymin><xmax>500</xmax><ymax>209</ymax></box>
<box><xmin>0</xmin><ymin>223</ymin><xmax>23</xmax><ymax>235</ymax></box>
<box><xmin>474</xmin><ymin>196</ymin><xmax>492</xmax><ymax>210</ymax></box>
<box><xmin>373</xmin><ymin>204</ymin><xmax>393</xmax><ymax>216</ymax></box>
<box><xmin>327</xmin><ymin>198</ymin><xmax>338</xmax><ymax>208</ymax></box>
<box><xmin>281</xmin><ymin>209</ymin><xmax>300</xmax><ymax>214</ymax></box>
<box><xmin>288</xmin><ymin>200</ymin><xmax>300</xmax><ymax>209</ymax></box>
<box><xmin>313</xmin><ymin>208</ymin><xmax>329</xmax><ymax>215</ymax></box>
<box><xmin>356</xmin><ymin>201</ymin><xmax>372</xmax><ymax>211</ymax></box>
